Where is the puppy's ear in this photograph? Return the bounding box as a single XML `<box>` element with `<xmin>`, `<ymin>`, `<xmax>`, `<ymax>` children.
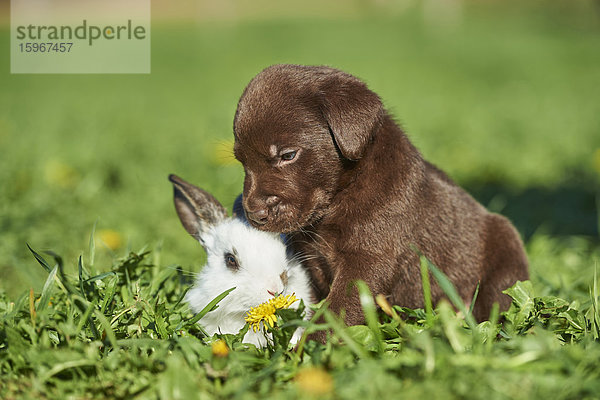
<box><xmin>319</xmin><ymin>72</ymin><xmax>384</xmax><ymax>160</ymax></box>
<box><xmin>169</xmin><ymin>174</ymin><xmax>227</xmax><ymax>246</ymax></box>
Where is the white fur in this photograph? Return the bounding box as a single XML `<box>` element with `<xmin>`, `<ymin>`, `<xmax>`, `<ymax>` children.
<box><xmin>185</xmin><ymin>218</ymin><xmax>313</xmax><ymax>347</ymax></box>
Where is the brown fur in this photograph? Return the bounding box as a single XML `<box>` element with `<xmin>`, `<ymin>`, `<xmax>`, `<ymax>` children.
<box><xmin>232</xmin><ymin>64</ymin><xmax>529</xmax><ymax>340</ymax></box>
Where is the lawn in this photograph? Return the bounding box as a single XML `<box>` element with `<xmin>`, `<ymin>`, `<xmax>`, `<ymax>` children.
<box><xmin>1</xmin><ymin>1</ymin><xmax>600</xmax><ymax>398</ymax></box>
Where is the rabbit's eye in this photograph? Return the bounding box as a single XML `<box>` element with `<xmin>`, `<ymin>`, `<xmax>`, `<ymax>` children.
<box><xmin>224</xmin><ymin>253</ymin><xmax>239</xmax><ymax>270</ymax></box>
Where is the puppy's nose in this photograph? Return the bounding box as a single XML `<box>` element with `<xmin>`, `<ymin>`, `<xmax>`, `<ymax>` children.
<box><xmin>247</xmin><ymin>208</ymin><xmax>268</xmax><ymax>225</ymax></box>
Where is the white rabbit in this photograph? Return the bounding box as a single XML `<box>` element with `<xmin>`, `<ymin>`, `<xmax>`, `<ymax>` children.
<box><xmin>169</xmin><ymin>174</ymin><xmax>314</xmax><ymax>348</ymax></box>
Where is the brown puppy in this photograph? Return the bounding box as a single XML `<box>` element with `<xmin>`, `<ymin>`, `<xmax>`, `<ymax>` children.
<box><xmin>233</xmin><ymin>64</ymin><xmax>529</xmax><ymax>340</ymax></box>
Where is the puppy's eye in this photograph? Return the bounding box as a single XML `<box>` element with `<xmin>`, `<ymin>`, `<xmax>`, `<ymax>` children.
<box><xmin>281</xmin><ymin>151</ymin><xmax>297</xmax><ymax>162</ymax></box>
<box><xmin>224</xmin><ymin>253</ymin><xmax>239</xmax><ymax>270</ymax></box>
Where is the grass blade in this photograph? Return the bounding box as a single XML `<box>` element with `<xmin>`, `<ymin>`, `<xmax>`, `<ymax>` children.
<box><xmin>155</xmin><ymin>305</ymin><xmax>169</xmax><ymax>339</ymax></box>
<box><xmin>28</xmin><ymin>288</ymin><xmax>36</xmax><ymax>328</ymax></box>
<box><xmin>94</xmin><ymin>309</ymin><xmax>119</xmax><ymax>348</ymax></box>
<box><xmin>76</xmin><ymin>299</ymin><xmax>97</xmax><ymax>335</ymax></box>
<box><xmin>26</xmin><ymin>243</ymin><xmax>51</xmax><ymax>273</ymax></box>
<box><xmin>37</xmin><ymin>360</ymin><xmax>97</xmax><ymax>384</ymax></box>
<box><xmin>294</xmin><ymin>301</ymin><xmax>329</xmax><ymax>361</ymax></box>
<box><xmin>354</xmin><ymin>280</ymin><xmax>384</xmax><ymax>354</ymax></box>
<box><xmin>150</xmin><ymin>268</ymin><xmax>175</xmax><ymax>298</ymax></box>
<box><xmin>171</xmin><ymin>286</ymin><xmax>191</xmax><ymax>311</ymax></box>
<box><xmin>420</xmin><ymin>255</ymin><xmax>434</xmax><ymax>325</ymax></box>
<box><xmin>486</xmin><ymin>302</ymin><xmax>500</xmax><ymax>351</ymax></box>
<box><xmin>426</xmin><ymin>258</ymin><xmax>477</xmax><ymax>329</ymax></box>
<box><xmin>100</xmin><ymin>275</ymin><xmax>119</xmax><ymax>315</ymax></box>
<box><xmin>186</xmin><ymin>287</ymin><xmax>236</xmax><ymax>327</ymax></box>
<box><xmin>85</xmin><ymin>271</ymin><xmax>117</xmax><ymax>283</ymax></box>
<box><xmin>469</xmin><ymin>282</ymin><xmax>480</xmax><ymax>318</ymax></box>
<box><xmin>37</xmin><ymin>264</ymin><xmax>59</xmax><ymax>312</ymax></box>
<box><xmin>591</xmin><ymin>264</ymin><xmax>600</xmax><ymax>340</ymax></box>
<box><xmin>78</xmin><ymin>255</ymin><xmax>87</xmax><ymax>301</ymax></box>
<box><xmin>323</xmin><ymin>310</ymin><xmax>370</xmax><ymax>359</ymax></box>
<box><xmin>89</xmin><ymin>220</ymin><xmax>97</xmax><ymax>268</ymax></box>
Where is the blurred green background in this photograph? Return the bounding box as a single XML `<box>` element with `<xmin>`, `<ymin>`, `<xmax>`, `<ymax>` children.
<box><xmin>1</xmin><ymin>0</ymin><xmax>599</xmax><ymax>299</ymax></box>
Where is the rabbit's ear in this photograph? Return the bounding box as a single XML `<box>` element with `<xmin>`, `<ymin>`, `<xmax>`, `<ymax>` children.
<box><xmin>169</xmin><ymin>174</ymin><xmax>228</xmax><ymax>245</ymax></box>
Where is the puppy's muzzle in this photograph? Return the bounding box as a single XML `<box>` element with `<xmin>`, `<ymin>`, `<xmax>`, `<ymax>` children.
<box><xmin>247</xmin><ymin>208</ymin><xmax>268</xmax><ymax>225</ymax></box>
<box><xmin>245</xmin><ymin>195</ymin><xmax>280</xmax><ymax>226</ymax></box>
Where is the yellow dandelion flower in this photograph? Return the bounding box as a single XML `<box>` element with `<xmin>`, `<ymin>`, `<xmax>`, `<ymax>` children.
<box><xmin>593</xmin><ymin>148</ymin><xmax>600</xmax><ymax>175</ymax></box>
<box><xmin>211</xmin><ymin>339</ymin><xmax>229</xmax><ymax>358</ymax></box>
<box><xmin>245</xmin><ymin>302</ymin><xmax>276</xmax><ymax>332</ymax></box>
<box><xmin>270</xmin><ymin>293</ymin><xmax>298</xmax><ymax>309</ymax></box>
<box><xmin>97</xmin><ymin>229</ymin><xmax>123</xmax><ymax>251</ymax></box>
<box><xmin>44</xmin><ymin>160</ymin><xmax>79</xmax><ymax>189</ymax></box>
<box><xmin>295</xmin><ymin>367</ymin><xmax>334</xmax><ymax>396</ymax></box>
<box><xmin>244</xmin><ymin>293</ymin><xmax>298</xmax><ymax>332</ymax></box>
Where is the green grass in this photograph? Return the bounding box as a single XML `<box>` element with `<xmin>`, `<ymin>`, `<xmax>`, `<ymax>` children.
<box><xmin>1</xmin><ymin>2</ymin><xmax>600</xmax><ymax>398</ymax></box>
<box><xmin>1</xmin><ymin>242</ymin><xmax>599</xmax><ymax>399</ymax></box>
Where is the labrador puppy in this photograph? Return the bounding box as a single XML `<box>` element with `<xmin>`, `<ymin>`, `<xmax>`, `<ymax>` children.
<box><xmin>232</xmin><ymin>64</ymin><xmax>529</xmax><ymax>340</ymax></box>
